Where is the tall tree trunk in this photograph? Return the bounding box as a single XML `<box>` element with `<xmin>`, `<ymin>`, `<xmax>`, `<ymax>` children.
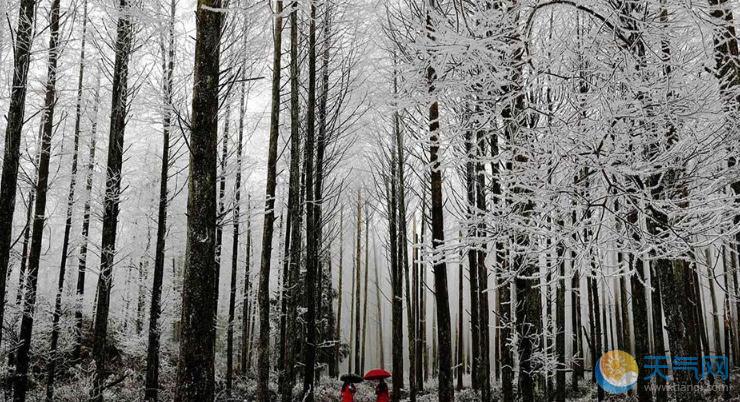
<box><xmin>314</xmin><ymin>1</ymin><xmax>332</xmax><ymax>378</ymax></box>
<box><xmin>136</xmin><ymin>238</ymin><xmax>150</xmax><ymax>335</ymax></box>
<box><xmin>144</xmin><ymin>1</ymin><xmax>176</xmax><ymax>396</ymax></box>
<box><xmin>91</xmin><ymin>0</ymin><xmax>134</xmax><ymax>398</ymax></box>
<box><xmin>15</xmin><ymin>181</ymin><xmax>35</xmax><ymax>307</ymax></box>
<box><xmin>74</xmin><ymin>70</ymin><xmax>101</xmax><ymax>361</ymax></box>
<box><xmin>629</xmin><ymin>252</ymin><xmax>651</xmax><ymax>401</ymax></box>
<box><xmin>394</xmin><ymin>64</ymin><xmax>416</xmax><ymax>401</ymax></box>
<box><xmin>426</xmin><ymin>3</ymin><xmax>453</xmax><ymax>400</ymax></box>
<box><xmin>215</xmin><ymin>104</ymin><xmax>229</xmax><ymax>323</ymax></box>
<box><xmin>256</xmin><ymin>1</ymin><xmax>283</xmax><ymax>400</ymax></box>
<box><xmin>374</xmin><ymin>238</ymin><xmax>385</xmax><ymax>368</ymax></box>
<box><xmin>555</xmin><ymin>244</ymin><xmax>566</xmax><ymax>402</ymax></box>
<box><xmin>279</xmin><ymin>2</ymin><xmax>301</xmax><ymax>397</ymax></box>
<box><xmin>475</xmin><ymin>130</ymin><xmax>491</xmax><ymax>401</ymax></box>
<box><xmin>413</xmin><ymin>219</ymin><xmax>423</xmax><ymax>390</ymax></box>
<box><xmin>361</xmin><ymin>203</ymin><xmax>370</xmax><ymax>373</ymax></box>
<box><xmin>588</xmin><ymin>263</ymin><xmax>604</xmax><ymax>401</ymax></box>
<box><xmin>353</xmin><ymin>192</ymin><xmax>362</xmax><ymax>374</ymax></box>
<box><xmin>349</xmin><ymin>213</ymin><xmax>356</xmax><ymax>375</ymax></box>
<box><xmin>46</xmin><ymin>0</ymin><xmax>89</xmax><ymax>392</ymax></box>
<box><xmin>420</xmin><ymin>209</ymin><xmax>428</xmax><ymax>383</ymax></box>
<box><xmin>226</xmin><ymin>41</ymin><xmax>247</xmax><ymax>396</ymax></box>
<box><xmin>387</xmin><ymin>154</ymin><xmax>403</xmax><ymax>402</ymax></box>
<box><xmin>0</xmin><ymin>0</ymin><xmax>38</xmax><ymax>349</ymax></box>
<box><xmin>14</xmin><ymin>1</ymin><xmax>61</xmax><ymax>398</ymax></box>
<box><xmin>464</xmin><ymin>129</ymin><xmax>480</xmax><ymax>391</ymax></box>
<box><xmin>650</xmin><ymin>260</ymin><xmax>668</xmax><ymax>400</ymax></box>
<box><xmin>301</xmin><ymin>1</ymin><xmax>321</xmax><ymax>399</ymax></box>
<box><xmin>456</xmin><ymin>248</ymin><xmax>464</xmax><ymax>391</ymax></box>
<box><xmin>335</xmin><ymin>211</ymin><xmax>344</xmax><ymax>376</ymax></box>
<box><xmin>174</xmin><ymin>0</ymin><xmax>223</xmax><ymax>398</ymax></box>
<box><xmin>241</xmin><ymin>196</ymin><xmax>253</xmax><ymax>372</ymax></box>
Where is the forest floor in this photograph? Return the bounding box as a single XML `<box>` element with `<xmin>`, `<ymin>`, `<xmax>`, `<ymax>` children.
<box><xmin>8</xmin><ymin>323</ymin><xmax>740</xmax><ymax>401</ymax></box>
<box><xmin>222</xmin><ymin>369</ymin><xmax>740</xmax><ymax>401</ymax></box>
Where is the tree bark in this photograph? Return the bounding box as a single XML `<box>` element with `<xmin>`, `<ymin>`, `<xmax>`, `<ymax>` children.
<box><xmin>387</xmin><ymin>156</ymin><xmax>403</xmax><ymax>402</ymax></box>
<box><xmin>256</xmin><ymin>1</ymin><xmax>283</xmax><ymax>400</ymax></box>
<box><xmin>74</xmin><ymin>70</ymin><xmax>101</xmax><ymax>361</ymax></box>
<box><xmin>426</xmin><ymin>3</ymin><xmax>454</xmax><ymax>400</ymax></box>
<box><xmin>144</xmin><ymin>1</ymin><xmax>175</xmax><ymax>397</ymax></box>
<box><xmin>374</xmin><ymin>238</ymin><xmax>385</xmax><ymax>368</ymax></box>
<box><xmin>630</xmin><ymin>253</ymin><xmax>651</xmax><ymax>401</ymax></box>
<box><xmin>353</xmin><ymin>193</ymin><xmax>362</xmax><ymax>375</ymax></box>
<box><xmin>46</xmin><ymin>0</ymin><xmax>89</xmax><ymax>392</ymax></box>
<box><xmin>241</xmin><ymin>196</ymin><xmax>253</xmax><ymax>372</ymax></box>
<box><xmin>554</xmin><ymin>234</ymin><xmax>565</xmax><ymax>402</ymax></box>
<box><xmin>394</xmin><ymin>63</ymin><xmax>416</xmax><ymax>400</ymax></box>
<box><xmin>361</xmin><ymin>202</ymin><xmax>370</xmax><ymax>373</ymax></box>
<box><xmin>475</xmin><ymin>130</ymin><xmax>491</xmax><ymax>401</ymax></box>
<box><xmin>464</xmin><ymin>129</ymin><xmax>480</xmax><ymax>391</ymax></box>
<box><xmin>91</xmin><ymin>0</ymin><xmax>133</xmax><ymax>398</ymax></box>
<box><xmin>301</xmin><ymin>1</ymin><xmax>320</xmax><ymax>398</ymax></box>
<box><xmin>226</xmin><ymin>54</ymin><xmax>247</xmax><ymax>395</ymax></box>
<box><xmin>174</xmin><ymin>0</ymin><xmax>222</xmax><ymax>399</ymax></box>
<box><xmin>0</xmin><ymin>0</ymin><xmax>38</xmax><ymax>349</ymax></box>
<box><xmin>279</xmin><ymin>2</ymin><xmax>301</xmax><ymax>398</ymax></box>
<box><xmin>334</xmin><ymin>210</ymin><xmax>344</xmax><ymax>375</ymax></box>
<box><xmin>456</xmin><ymin>246</ymin><xmax>464</xmax><ymax>391</ymax></box>
<box><xmin>14</xmin><ymin>1</ymin><xmax>61</xmax><ymax>398</ymax></box>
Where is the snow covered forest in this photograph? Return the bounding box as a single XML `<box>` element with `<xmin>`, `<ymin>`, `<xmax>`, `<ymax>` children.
<box><xmin>1</xmin><ymin>0</ymin><xmax>740</xmax><ymax>400</ymax></box>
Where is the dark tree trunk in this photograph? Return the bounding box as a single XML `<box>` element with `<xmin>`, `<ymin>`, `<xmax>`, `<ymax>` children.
<box><xmin>420</xmin><ymin>210</ymin><xmax>428</xmax><ymax>383</ymax></box>
<box><xmin>394</xmin><ymin>65</ymin><xmax>416</xmax><ymax>401</ymax></box>
<box><xmin>279</xmin><ymin>2</ymin><xmax>301</xmax><ymax>398</ymax></box>
<box><xmin>413</xmin><ymin>220</ymin><xmax>423</xmax><ymax>390</ymax></box>
<box><xmin>256</xmin><ymin>1</ymin><xmax>283</xmax><ymax>400</ymax></box>
<box><xmin>426</xmin><ymin>4</ymin><xmax>453</xmax><ymax>400</ymax></box>
<box><xmin>315</xmin><ymin>1</ymin><xmax>332</xmax><ymax>378</ymax></box>
<box><xmin>241</xmin><ymin>196</ymin><xmax>253</xmax><ymax>372</ymax></box>
<box><xmin>46</xmin><ymin>0</ymin><xmax>89</xmax><ymax>391</ymax></box>
<box><xmin>15</xmin><ymin>183</ymin><xmax>34</xmax><ymax>307</ymax></box>
<box><xmin>74</xmin><ymin>71</ymin><xmax>101</xmax><ymax>362</ymax></box>
<box><xmin>570</xmin><ymin>249</ymin><xmax>582</xmax><ymax>391</ymax></box>
<box><xmin>588</xmin><ymin>264</ymin><xmax>604</xmax><ymax>401</ymax></box>
<box><xmin>0</xmin><ymin>0</ymin><xmax>38</xmax><ymax>349</ymax></box>
<box><xmin>374</xmin><ymin>239</ymin><xmax>385</xmax><ymax>368</ymax></box>
<box><xmin>464</xmin><ymin>129</ymin><xmax>480</xmax><ymax>391</ymax></box>
<box><xmin>226</xmin><ymin>56</ymin><xmax>247</xmax><ymax>397</ymax></box>
<box><xmin>90</xmin><ymin>0</ymin><xmax>133</xmax><ymax>398</ymax></box>
<box><xmin>14</xmin><ymin>1</ymin><xmax>61</xmax><ymax>398</ymax></box>
<box><xmin>353</xmin><ymin>194</ymin><xmax>362</xmax><ymax>375</ymax></box>
<box><xmin>456</xmin><ymin>248</ymin><xmax>463</xmax><ymax>391</ymax></box>
<box><xmin>650</xmin><ymin>260</ymin><xmax>668</xmax><ymax>400</ymax></box>
<box><xmin>387</xmin><ymin>155</ymin><xmax>403</xmax><ymax>402</ymax></box>
<box><xmin>215</xmin><ymin>104</ymin><xmax>229</xmax><ymax>325</ymax></box>
<box><xmin>174</xmin><ymin>0</ymin><xmax>222</xmax><ymax>399</ymax></box>
<box><xmin>475</xmin><ymin>130</ymin><xmax>491</xmax><ymax>401</ymax></box>
<box><xmin>301</xmin><ymin>1</ymin><xmax>321</xmax><ymax>399</ymax></box>
<box><xmin>144</xmin><ymin>1</ymin><xmax>175</xmax><ymax>398</ymax></box>
<box><xmin>361</xmin><ymin>203</ymin><xmax>370</xmax><ymax>373</ymax></box>
<box><xmin>630</xmin><ymin>254</ymin><xmax>651</xmax><ymax>401</ymax></box>
<box><xmin>334</xmin><ymin>211</ymin><xmax>344</xmax><ymax>376</ymax></box>
<box><xmin>555</xmin><ymin>239</ymin><xmax>566</xmax><ymax>402</ymax></box>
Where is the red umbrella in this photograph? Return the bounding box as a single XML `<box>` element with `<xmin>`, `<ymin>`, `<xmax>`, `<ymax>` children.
<box><xmin>364</xmin><ymin>368</ymin><xmax>392</xmax><ymax>381</ymax></box>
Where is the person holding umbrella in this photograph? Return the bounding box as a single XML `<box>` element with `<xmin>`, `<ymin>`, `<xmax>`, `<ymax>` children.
<box><xmin>340</xmin><ymin>373</ymin><xmax>363</xmax><ymax>402</ymax></box>
<box><xmin>364</xmin><ymin>369</ymin><xmax>391</xmax><ymax>402</ymax></box>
